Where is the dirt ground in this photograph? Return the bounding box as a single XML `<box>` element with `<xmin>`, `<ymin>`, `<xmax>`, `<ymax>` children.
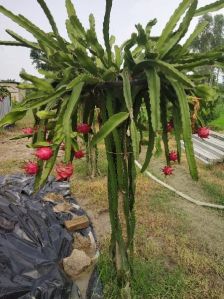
<box><xmin>139</xmin><ymin>145</ymin><xmax>224</xmax><ymax>204</ymax></box>
<box><xmin>138</xmin><ymin>148</ymin><xmax>224</xmax><ymax>259</ymax></box>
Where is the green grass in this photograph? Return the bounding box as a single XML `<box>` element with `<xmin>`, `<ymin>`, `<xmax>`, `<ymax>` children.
<box><xmin>97</xmin><ymin>182</ymin><xmax>224</xmax><ymax>299</ymax></box>
<box><xmin>99</xmin><ymin>253</ymin><xmax>186</xmax><ymax>299</ymax></box>
<box><xmin>209</xmin><ymin>113</ymin><xmax>224</xmax><ymax>131</ymax></box>
<box><xmin>16</xmin><ymin>110</ymin><xmax>34</xmax><ymax>128</ymax></box>
<box><xmin>204</xmin><ymin>164</ymin><xmax>224</xmax><ymax>180</ymax></box>
<box><xmin>209</xmin><ymin>100</ymin><xmax>224</xmax><ymax>131</ymax></box>
<box><xmin>201</xmin><ymin>179</ymin><xmax>224</xmax><ymax>205</ymax></box>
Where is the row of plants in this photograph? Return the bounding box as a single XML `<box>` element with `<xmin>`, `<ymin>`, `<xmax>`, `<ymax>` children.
<box><xmin>0</xmin><ymin>0</ymin><xmax>224</xmax><ymax>296</ymax></box>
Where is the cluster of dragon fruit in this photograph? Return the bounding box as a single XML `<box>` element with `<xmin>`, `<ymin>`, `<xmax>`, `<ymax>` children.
<box><xmin>23</xmin><ymin>123</ymin><xmax>90</xmax><ymax>181</ymax></box>
<box><xmin>162</xmin><ymin>122</ymin><xmax>209</xmax><ymax>177</ymax></box>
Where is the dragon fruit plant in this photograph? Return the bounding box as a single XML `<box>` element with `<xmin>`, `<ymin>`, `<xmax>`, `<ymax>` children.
<box><xmin>0</xmin><ymin>0</ymin><xmax>223</xmax><ymax>295</ymax></box>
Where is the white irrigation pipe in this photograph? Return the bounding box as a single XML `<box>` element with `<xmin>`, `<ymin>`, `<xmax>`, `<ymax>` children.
<box><xmin>135</xmin><ymin>160</ymin><xmax>224</xmax><ymax>210</ymax></box>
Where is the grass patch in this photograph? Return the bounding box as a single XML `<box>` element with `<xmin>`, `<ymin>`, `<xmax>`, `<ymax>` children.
<box><xmin>209</xmin><ymin>113</ymin><xmax>224</xmax><ymax>131</ymax></box>
<box><xmin>16</xmin><ymin>109</ymin><xmax>34</xmax><ymax>128</ymax></box>
<box><xmin>203</xmin><ymin>164</ymin><xmax>224</xmax><ymax>180</ymax></box>
<box><xmin>209</xmin><ymin>99</ymin><xmax>224</xmax><ymax>131</ymax></box>
<box><xmin>0</xmin><ymin>159</ymin><xmax>24</xmax><ymax>175</ymax></box>
<box><xmin>99</xmin><ymin>252</ymin><xmax>186</xmax><ymax>299</ymax></box>
<box><xmin>99</xmin><ymin>178</ymin><xmax>224</xmax><ymax>298</ymax></box>
<box><xmin>201</xmin><ymin>179</ymin><xmax>224</xmax><ymax>205</ymax></box>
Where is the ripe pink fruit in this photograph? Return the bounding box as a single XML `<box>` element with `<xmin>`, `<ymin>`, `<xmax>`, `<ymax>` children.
<box><xmin>162</xmin><ymin>166</ymin><xmax>174</xmax><ymax>176</ymax></box>
<box><xmin>169</xmin><ymin>151</ymin><xmax>178</xmax><ymax>162</ymax></box>
<box><xmin>24</xmin><ymin>161</ymin><xmax>38</xmax><ymax>175</ymax></box>
<box><xmin>166</xmin><ymin>121</ymin><xmax>174</xmax><ymax>133</ymax></box>
<box><xmin>56</xmin><ymin>163</ymin><xmax>73</xmax><ymax>181</ymax></box>
<box><xmin>22</xmin><ymin>127</ymin><xmax>34</xmax><ymax>135</ymax></box>
<box><xmin>76</xmin><ymin>123</ymin><xmax>91</xmax><ymax>134</ymax></box>
<box><xmin>74</xmin><ymin>150</ymin><xmax>85</xmax><ymax>159</ymax></box>
<box><xmin>198</xmin><ymin>127</ymin><xmax>209</xmax><ymax>139</ymax></box>
<box><xmin>35</xmin><ymin>147</ymin><xmax>53</xmax><ymax>160</ymax></box>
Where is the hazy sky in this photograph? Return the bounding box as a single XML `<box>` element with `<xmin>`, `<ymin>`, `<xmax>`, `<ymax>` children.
<box><xmin>0</xmin><ymin>0</ymin><xmax>223</xmax><ymax>81</ymax></box>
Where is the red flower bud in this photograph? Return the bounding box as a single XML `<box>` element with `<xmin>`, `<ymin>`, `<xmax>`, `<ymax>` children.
<box><xmin>166</xmin><ymin>121</ymin><xmax>174</xmax><ymax>133</ymax></box>
<box><xmin>56</xmin><ymin>163</ymin><xmax>73</xmax><ymax>181</ymax></box>
<box><xmin>35</xmin><ymin>147</ymin><xmax>53</xmax><ymax>160</ymax></box>
<box><xmin>169</xmin><ymin>151</ymin><xmax>178</xmax><ymax>162</ymax></box>
<box><xmin>76</xmin><ymin>123</ymin><xmax>91</xmax><ymax>134</ymax></box>
<box><xmin>197</xmin><ymin>127</ymin><xmax>209</xmax><ymax>139</ymax></box>
<box><xmin>162</xmin><ymin>166</ymin><xmax>174</xmax><ymax>176</ymax></box>
<box><xmin>24</xmin><ymin>161</ymin><xmax>38</xmax><ymax>175</ymax></box>
<box><xmin>22</xmin><ymin>127</ymin><xmax>34</xmax><ymax>135</ymax></box>
<box><xmin>74</xmin><ymin>150</ymin><xmax>85</xmax><ymax>159</ymax></box>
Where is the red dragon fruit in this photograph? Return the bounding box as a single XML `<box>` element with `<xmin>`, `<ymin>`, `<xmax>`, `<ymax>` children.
<box><xmin>169</xmin><ymin>151</ymin><xmax>178</xmax><ymax>162</ymax></box>
<box><xmin>166</xmin><ymin>121</ymin><xmax>174</xmax><ymax>133</ymax></box>
<box><xmin>162</xmin><ymin>166</ymin><xmax>174</xmax><ymax>176</ymax></box>
<box><xmin>197</xmin><ymin>127</ymin><xmax>209</xmax><ymax>139</ymax></box>
<box><xmin>76</xmin><ymin>123</ymin><xmax>91</xmax><ymax>134</ymax></box>
<box><xmin>74</xmin><ymin>150</ymin><xmax>85</xmax><ymax>159</ymax></box>
<box><xmin>22</xmin><ymin>127</ymin><xmax>35</xmax><ymax>135</ymax></box>
<box><xmin>35</xmin><ymin>147</ymin><xmax>53</xmax><ymax>160</ymax></box>
<box><xmin>56</xmin><ymin>163</ymin><xmax>73</xmax><ymax>181</ymax></box>
<box><xmin>24</xmin><ymin>161</ymin><xmax>38</xmax><ymax>175</ymax></box>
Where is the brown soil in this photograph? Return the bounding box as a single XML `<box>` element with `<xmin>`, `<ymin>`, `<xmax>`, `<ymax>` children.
<box><xmin>0</xmin><ymin>131</ymin><xmax>31</xmax><ymax>166</ymax></box>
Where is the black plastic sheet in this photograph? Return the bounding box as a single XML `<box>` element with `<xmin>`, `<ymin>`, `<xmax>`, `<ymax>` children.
<box><xmin>0</xmin><ymin>174</ymin><xmax>79</xmax><ymax>299</ymax></box>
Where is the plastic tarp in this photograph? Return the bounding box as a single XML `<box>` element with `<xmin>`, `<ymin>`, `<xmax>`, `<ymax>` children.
<box><xmin>0</xmin><ymin>174</ymin><xmax>80</xmax><ymax>299</ymax></box>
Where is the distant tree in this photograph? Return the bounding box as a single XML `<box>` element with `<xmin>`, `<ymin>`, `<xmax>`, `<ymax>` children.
<box><xmin>190</xmin><ymin>14</ymin><xmax>224</xmax><ymax>85</ymax></box>
<box><xmin>30</xmin><ymin>49</ymin><xmax>50</xmax><ymax>70</ymax></box>
<box><xmin>0</xmin><ymin>86</ymin><xmax>10</xmax><ymax>98</ymax></box>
